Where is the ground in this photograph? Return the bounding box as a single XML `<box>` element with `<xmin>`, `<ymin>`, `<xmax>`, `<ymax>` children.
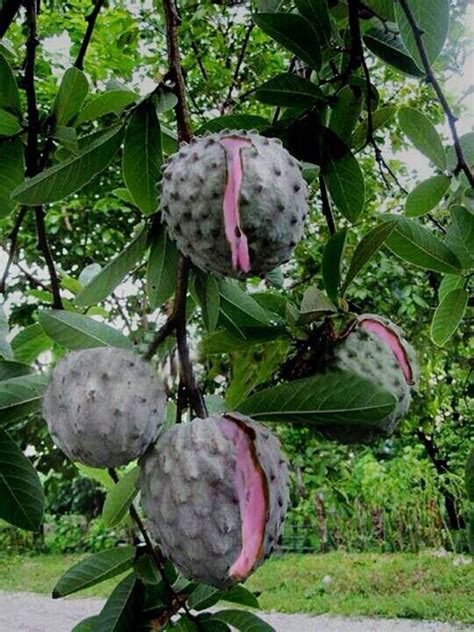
<box><xmin>0</xmin><ymin>551</ymin><xmax>472</xmax><ymax>624</ymax></box>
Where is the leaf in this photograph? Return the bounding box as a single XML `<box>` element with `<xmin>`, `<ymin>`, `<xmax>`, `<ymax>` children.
<box><xmin>53</xmin><ymin>547</ymin><xmax>136</xmax><ymax>598</ymax></box>
<box><xmin>364</xmin><ymin>0</ymin><xmax>395</xmax><ymax>21</ymax></box>
<box><xmin>466</xmin><ymin>449</ymin><xmax>474</xmax><ymax>503</ymax></box>
<box><xmin>112</xmin><ymin>187</ymin><xmax>136</xmax><ymax>205</ymax></box>
<box><xmin>253</xmin><ymin>13</ymin><xmax>322</xmax><ymax>71</ymax></box>
<box><xmin>77</xmin><ymin>90</ymin><xmax>137</xmax><ymax>125</ymax></box>
<box><xmin>211</xmin><ymin>610</ymin><xmax>274</xmax><ymax>632</ymax></box>
<box><xmin>0</xmin><ymin>53</ymin><xmax>21</xmax><ymax>113</ymax></box>
<box><xmin>201</xmin><ymin>329</ymin><xmax>285</xmax><ymax>355</ymax></box>
<box><xmin>0</xmin><ymin>108</ymin><xmax>20</xmax><ymax>136</ymax></box>
<box><xmin>38</xmin><ymin>310</ymin><xmax>132</xmax><ymax>350</ymax></box>
<box><xmin>11</xmin><ymin>323</ymin><xmax>52</xmax><ymax>364</ymax></box>
<box><xmin>192</xmin><ymin>271</ymin><xmax>220</xmax><ymax>332</ymax></box>
<box><xmin>218</xmin><ymin>280</ymin><xmax>279</xmax><ymax>337</ymax></box>
<box><xmin>76</xmin><ymin>464</ymin><xmax>114</xmax><ymax>490</ymax></box>
<box><xmin>438</xmin><ymin>274</ymin><xmax>464</xmax><ymax>302</ymax></box>
<box><xmin>447</xmin><ymin>132</ymin><xmax>474</xmax><ymax>174</ymax></box>
<box><xmin>398</xmin><ymin>107</ymin><xmax>446</xmax><ymax>170</ymax></box>
<box><xmin>167</xmin><ymin>617</ymin><xmax>199</xmax><ymax>632</ymax></box>
<box><xmin>198</xmin><ymin>115</ymin><xmax>269</xmax><ymax>134</ymax></box>
<box><xmin>363</xmin><ymin>26</ymin><xmax>424</xmax><ymax>77</ymax></box>
<box><xmin>446</xmin><ymin>205</ymin><xmax>474</xmax><ymax>270</ymax></box>
<box><xmin>0</xmin><ymin>374</ymin><xmax>48</xmax><ymax>426</ymax></box>
<box><xmin>12</xmin><ymin>125</ymin><xmax>123</xmax><ymax>206</ymax></box>
<box><xmin>102</xmin><ymin>467</ymin><xmax>139</xmax><ymax>528</ymax></box>
<box><xmin>0</xmin><ymin>306</ymin><xmax>12</xmax><ymax>359</ymax></box>
<box><xmin>294</xmin><ymin>0</ymin><xmax>332</xmax><ymax>47</ymax></box>
<box><xmin>329</xmin><ymin>85</ymin><xmax>364</xmax><ymax>143</ymax></box>
<box><xmin>53</xmin><ymin>67</ymin><xmax>89</xmax><ymax>127</ymax></box>
<box><xmin>255</xmin><ymin>73</ymin><xmax>325</xmax><ymax>108</ymax></box>
<box><xmin>93</xmin><ymin>574</ymin><xmax>140</xmax><ymax>632</ymax></box>
<box><xmin>75</xmin><ymin>227</ymin><xmax>148</xmax><ymax>306</ymax></box>
<box><xmin>219</xmin><ymin>585</ymin><xmax>260</xmax><ymax>608</ymax></box>
<box><xmin>405</xmin><ymin>175</ymin><xmax>451</xmax><ymax>217</ymax></box>
<box><xmin>133</xmin><ymin>554</ymin><xmax>161</xmax><ymax>585</ymax></box>
<box><xmin>187</xmin><ymin>584</ymin><xmax>220</xmax><ymax>611</ymax></box>
<box><xmin>351</xmin><ymin>106</ymin><xmax>397</xmax><ymax>150</ymax></box>
<box><xmin>72</xmin><ymin>617</ymin><xmax>100</xmax><ymax>632</ymax></box>
<box><xmin>123</xmin><ymin>101</ymin><xmax>162</xmax><ymax>215</ymax></box>
<box><xmin>322</xmin><ymin>229</ymin><xmax>347</xmax><ymax>302</ymax></box>
<box><xmin>430</xmin><ymin>288</ymin><xmax>468</xmax><ymax>347</ymax></box>
<box><xmin>239</xmin><ymin>371</ymin><xmax>396</xmax><ymax>426</ymax></box>
<box><xmin>0</xmin><ymin>137</ymin><xmax>24</xmax><ymax>219</ymax></box>
<box><xmin>0</xmin><ymin>428</ymin><xmax>44</xmax><ymax>530</ymax></box>
<box><xmin>146</xmin><ymin>225</ymin><xmax>178</xmax><ymax>309</ymax></box>
<box><xmin>343</xmin><ymin>220</ymin><xmax>397</xmax><ymax>291</ymax></box>
<box><xmin>0</xmin><ymin>359</ymin><xmax>32</xmax><ymax>381</ymax></box>
<box><xmin>395</xmin><ymin>0</ymin><xmax>449</xmax><ymax>68</ymax></box>
<box><xmin>53</xmin><ymin>126</ymin><xmax>79</xmax><ymax>154</ymax></box>
<box><xmin>299</xmin><ymin>286</ymin><xmax>336</xmax><ymax>323</ymax></box>
<box><xmin>384</xmin><ymin>216</ymin><xmax>461</xmax><ymax>274</ymax></box>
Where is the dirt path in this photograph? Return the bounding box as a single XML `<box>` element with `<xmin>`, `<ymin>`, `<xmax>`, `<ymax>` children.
<box><xmin>0</xmin><ymin>592</ymin><xmax>471</xmax><ymax>631</ymax></box>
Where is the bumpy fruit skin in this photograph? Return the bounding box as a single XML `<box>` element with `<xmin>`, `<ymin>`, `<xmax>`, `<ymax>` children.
<box><xmin>323</xmin><ymin>314</ymin><xmax>418</xmax><ymax>444</ymax></box>
<box><xmin>160</xmin><ymin>130</ymin><xmax>308</xmax><ymax>278</ymax></box>
<box><xmin>139</xmin><ymin>412</ymin><xmax>290</xmax><ymax>588</ymax></box>
<box><xmin>43</xmin><ymin>347</ymin><xmax>166</xmax><ymax>468</ymax></box>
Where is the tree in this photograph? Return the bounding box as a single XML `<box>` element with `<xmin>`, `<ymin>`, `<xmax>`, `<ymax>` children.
<box><xmin>0</xmin><ymin>0</ymin><xmax>472</xmax><ymax>629</ymax></box>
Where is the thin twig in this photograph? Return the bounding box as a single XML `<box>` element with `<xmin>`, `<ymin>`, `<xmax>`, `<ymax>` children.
<box><xmin>75</xmin><ymin>0</ymin><xmax>107</xmax><ymax>70</ymax></box>
<box><xmin>0</xmin><ymin>208</ymin><xmax>27</xmax><ymax>293</ymax></box>
<box><xmin>318</xmin><ymin>176</ymin><xmax>336</xmax><ymax>236</ymax></box>
<box><xmin>220</xmin><ymin>22</ymin><xmax>254</xmax><ymax>114</ymax></box>
<box><xmin>190</xmin><ymin>39</ymin><xmax>208</xmax><ymax>81</ymax></box>
<box><xmin>144</xmin><ymin>314</ymin><xmax>177</xmax><ymax>361</ymax></box>
<box><xmin>397</xmin><ymin>0</ymin><xmax>473</xmax><ymax>186</ymax></box>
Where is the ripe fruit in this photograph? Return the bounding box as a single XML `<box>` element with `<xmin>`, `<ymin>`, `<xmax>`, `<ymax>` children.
<box><xmin>42</xmin><ymin>347</ymin><xmax>166</xmax><ymax>468</ymax></box>
<box><xmin>323</xmin><ymin>314</ymin><xmax>418</xmax><ymax>443</ymax></box>
<box><xmin>139</xmin><ymin>412</ymin><xmax>290</xmax><ymax>588</ymax></box>
<box><xmin>160</xmin><ymin>130</ymin><xmax>308</xmax><ymax>278</ymax></box>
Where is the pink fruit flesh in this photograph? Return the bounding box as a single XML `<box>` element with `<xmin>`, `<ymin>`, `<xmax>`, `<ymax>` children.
<box><xmin>219</xmin><ymin>136</ymin><xmax>252</xmax><ymax>273</ymax></box>
<box><xmin>220</xmin><ymin>416</ymin><xmax>268</xmax><ymax>581</ymax></box>
<box><xmin>360</xmin><ymin>318</ymin><xmax>414</xmax><ymax>384</ymax></box>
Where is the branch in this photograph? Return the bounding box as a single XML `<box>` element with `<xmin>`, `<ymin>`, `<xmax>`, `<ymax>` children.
<box><xmin>74</xmin><ymin>0</ymin><xmax>106</xmax><ymax>70</ymax></box>
<box><xmin>318</xmin><ymin>175</ymin><xmax>336</xmax><ymax>236</ymax></box>
<box><xmin>220</xmin><ymin>22</ymin><xmax>254</xmax><ymax>114</ymax></box>
<box><xmin>0</xmin><ymin>0</ymin><xmax>22</xmax><ymax>39</ymax></box>
<box><xmin>0</xmin><ymin>207</ymin><xmax>27</xmax><ymax>294</ymax></box>
<box><xmin>397</xmin><ymin>0</ymin><xmax>473</xmax><ymax>187</ymax></box>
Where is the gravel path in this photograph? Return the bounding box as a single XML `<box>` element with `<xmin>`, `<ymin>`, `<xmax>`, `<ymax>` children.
<box><xmin>0</xmin><ymin>592</ymin><xmax>471</xmax><ymax>632</ymax></box>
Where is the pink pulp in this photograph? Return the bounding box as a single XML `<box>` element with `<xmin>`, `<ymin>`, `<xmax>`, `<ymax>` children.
<box><xmin>220</xmin><ymin>415</ymin><xmax>268</xmax><ymax>582</ymax></box>
<box><xmin>359</xmin><ymin>318</ymin><xmax>414</xmax><ymax>384</ymax></box>
<box><xmin>219</xmin><ymin>136</ymin><xmax>252</xmax><ymax>273</ymax></box>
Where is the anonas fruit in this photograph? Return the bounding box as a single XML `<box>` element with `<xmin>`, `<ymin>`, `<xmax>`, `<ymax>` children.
<box><xmin>323</xmin><ymin>314</ymin><xmax>418</xmax><ymax>443</ymax></box>
<box><xmin>139</xmin><ymin>412</ymin><xmax>289</xmax><ymax>588</ymax></box>
<box><xmin>42</xmin><ymin>347</ymin><xmax>166</xmax><ymax>468</ymax></box>
<box><xmin>160</xmin><ymin>130</ymin><xmax>308</xmax><ymax>278</ymax></box>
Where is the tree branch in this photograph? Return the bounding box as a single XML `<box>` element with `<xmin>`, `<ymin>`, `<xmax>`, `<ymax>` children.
<box><xmin>397</xmin><ymin>0</ymin><xmax>473</xmax><ymax>186</ymax></box>
<box><xmin>0</xmin><ymin>0</ymin><xmax>22</xmax><ymax>39</ymax></box>
<box><xmin>0</xmin><ymin>207</ymin><xmax>27</xmax><ymax>294</ymax></box>
<box><xmin>220</xmin><ymin>22</ymin><xmax>254</xmax><ymax>114</ymax></box>
<box><xmin>74</xmin><ymin>0</ymin><xmax>106</xmax><ymax>71</ymax></box>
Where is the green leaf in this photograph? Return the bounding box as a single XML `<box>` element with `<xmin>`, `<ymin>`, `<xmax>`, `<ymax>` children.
<box><xmin>0</xmin><ymin>359</ymin><xmax>32</xmax><ymax>381</ymax></box>
<box><xmin>0</xmin><ymin>137</ymin><xmax>24</xmax><ymax>219</ymax></box>
<box><xmin>395</xmin><ymin>0</ymin><xmax>449</xmax><ymax>68</ymax></box>
<box><xmin>219</xmin><ymin>280</ymin><xmax>280</xmax><ymax>337</ymax></box>
<box><xmin>198</xmin><ymin>115</ymin><xmax>269</xmax><ymax>134</ymax></box>
<box><xmin>294</xmin><ymin>0</ymin><xmax>332</xmax><ymax>47</ymax></box>
<box><xmin>187</xmin><ymin>584</ymin><xmax>220</xmax><ymax>611</ymax></box>
<box><xmin>0</xmin><ymin>53</ymin><xmax>21</xmax><ymax>113</ymax></box>
<box><xmin>343</xmin><ymin>220</ymin><xmax>397</xmax><ymax>291</ymax></box>
<box><xmin>0</xmin><ymin>306</ymin><xmax>13</xmax><ymax>359</ymax></box>
<box><xmin>466</xmin><ymin>449</ymin><xmax>474</xmax><ymax>503</ymax></box>
<box><xmin>363</xmin><ymin>27</ymin><xmax>424</xmax><ymax>78</ymax></box>
<box><xmin>430</xmin><ymin>288</ymin><xmax>468</xmax><ymax>347</ymax></box>
<box><xmin>167</xmin><ymin>617</ymin><xmax>199</xmax><ymax>632</ymax></box>
<box><xmin>11</xmin><ymin>323</ymin><xmax>53</xmax><ymax>364</ymax></box>
<box><xmin>53</xmin><ymin>67</ymin><xmax>89</xmax><ymax>127</ymax></box>
<box><xmin>398</xmin><ymin>107</ymin><xmax>446</xmax><ymax>170</ymax></box>
<box><xmin>123</xmin><ymin>101</ymin><xmax>162</xmax><ymax>215</ymax></box>
<box><xmin>93</xmin><ymin>574</ymin><xmax>139</xmax><ymax>632</ymax></box>
<box><xmin>322</xmin><ymin>229</ymin><xmax>347</xmax><ymax>302</ymax></box>
<box><xmin>219</xmin><ymin>585</ymin><xmax>260</xmax><ymax>608</ymax></box>
<box><xmin>329</xmin><ymin>86</ymin><xmax>364</xmax><ymax>143</ymax></box>
<box><xmin>146</xmin><ymin>225</ymin><xmax>178</xmax><ymax>309</ymax></box>
<box><xmin>446</xmin><ymin>205</ymin><xmax>474</xmax><ymax>270</ymax></box>
<box><xmin>0</xmin><ymin>374</ymin><xmax>48</xmax><ymax>426</ymax></box>
<box><xmin>299</xmin><ymin>286</ymin><xmax>336</xmax><ymax>323</ymax></box>
<box><xmin>72</xmin><ymin>616</ymin><xmax>100</xmax><ymax>632</ymax></box>
<box><xmin>53</xmin><ymin>547</ymin><xmax>136</xmax><ymax>598</ymax></box>
<box><xmin>112</xmin><ymin>187</ymin><xmax>136</xmax><ymax>205</ymax></box>
<box><xmin>201</xmin><ymin>328</ymin><xmax>285</xmax><ymax>355</ymax></box>
<box><xmin>0</xmin><ymin>428</ymin><xmax>44</xmax><ymax>530</ymax></box>
<box><xmin>102</xmin><ymin>467</ymin><xmax>139</xmax><ymax>528</ymax></box>
<box><xmin>240</xmin><ymin>371</ymin><xmax>396</xmax><ymax>426</ymax></box>
<box><xmin>77</xmin><ymin>90</ymin><xmax>137</xmax><ymax>125</ymax></box>
<box><xmin>364</xmin><ymin>0</ymin><xmax>395</xmax><ymax>21</ymax></box>
<box><xmin>12</xmin><ymin>125</ymin><xmax>123</xmax><ymax>206</ymax></box>
<box><xmin>76</xmin><ymin>464</ymin><xmax>114</xmax><ymax>490</ymax></box>
<box><xmin>384</xmin><ymin>216</ymin><xmax>461</xmax><ymax>274</ymax></box>
<box><xmin>351</xmin><ymin>106</ymin><xmax>397</xmax><ymax>150</ymax></box>
<box><xmin>75</xmin><ymin>227</ymin><xmax>148</xmax><ymax>306</ymax></box>
<box><xmin>0</xmin><ymin>108</ymin><xmax>20</xmax><ymax>136</ymax></box>
<box><xmin>405</xmin><ymin>175</ymin><xmax>451</xmax><ymax>217</ymax></box>
<box><xmin>447</xmin><ymin>132</ymin><xmax>474</xmax><ymax>174</ymax></box>
<box><xmin>253</xmin><ymin>13</ymin><xmax>322</xmax><ymax>71</ymax></box>
<box><xmin>192</xmin><ymin>271</ymin><xmax>220</xmax><ymax>332</ymax></box>
<box><xmin>38</xmin><ymin>309</ymin><xmax>132</xmax><ymax>350</ymax></box>
<box><xmin>211</xmin><ymin>610</ymin><xmax>274</xmax><ymax>632</ymax></box>
<box><xmin>255</xmin><ymin>73</ymin><xmax>325</xmax><ymax>108</ymax></box>
<box><xmin>53</xmin><ymin>126</ymin><xmax>79</xmax><ymax>154</ymax></box>
<box><xmin>438</xmin><ymin>274</ymin><xmax>464</xmax><ymax>302</ymax></box>
<box><xmin>133</xmin><ymin>554</ymin><xmax>161</xmax><ymax>585</ymax></box>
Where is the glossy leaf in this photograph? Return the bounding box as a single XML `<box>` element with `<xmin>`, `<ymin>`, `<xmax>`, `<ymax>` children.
<box><xmin>0</xmin><ymin>108</ymin><xmax>20</xmax><ymax>136</ymax></box>
<box><xmin>405</xmin><ymin>175</ymin><xmax>451</xmax><ymax>217</ymax></box>
<box><xmin>77</xmin><ymin>90</ymin><xmax>137</xmax><ymax>125</ymax></box>
<box><xmin>201</xmin><ymin>328</ymin><xmax>286</xmax><ymax>355</ymax></box>
<box><xmin>351</xmin><ymin>106</ymin><xmax>397</xmax><ymax>150</ymax></box>
<box><xmin>240</xmin><ymin>371</ymin><xmax>396</xmax><ymax>426</ymax></box>
<box><xmin>38</xmin><ymin>309</ymin><xmax>132</xmax><ymax>350</ymax></box>
<box><xmin>447</xmin><ymin>132</ymin><xmax>474</xmax><ymax>174</ymax></box>
<box><xmin>53</xmin><ymin>546</ymin><xmax>136</xmax><ymax>598</ymax></box>
<box><xmin>255</xmin><ymin>73</ymin><xmax>325</xmax><ymax>108</ymax></box>
<box><xmin>102</xmin><ymin>467</ymin><xmax>139</xmax><ymax>528</ymax></box>
<box><xmin>299</xmin><ymin>286</ymin><xmax>336</xmax><ymax>323</ymax></box>
<box><xmin>0</xmin><ymin>428</ymin><xmax>44</xmax><ymax>530</ymax></box>
<box><xmin>364</xmin><ymin>0</ymin><xmax>395</xmax><ymax>21</ymax></box>
<box><xmin>53</xmin><ymin>126</ymin><xmax>79</xmax><ymax>154</ymax></box>
<box><xmin>146</xmin><ymin>225</ymin><xmax>178</xmax><ymax>309</ymax></box>
<box><xmin>253</xmin><ymin>13</ymin><xmax>322</xmax><ymax>71</ymax></box>
<box><xmin>295</xmin><ymin>0</ymin><xmax>332</xmax><ymax>46</ymax></box>
<box><xmin>430</xmin><ymin>288</ymin><xmax>468</xmax><ymax>347</ymax></box>
<box><xmin>93</xmin><ymin>574</ymin><xmax>139</xmax><ymax>632</ymax></box>
<box><xmin>72</xmin><ymin>617</ymin><xmax>99</xmax><ymax>632</ymax></box>
<box><xmin>322</xmin><ymin>229</ymin><xmax>347</xmax><ymax>302</ymax></box>
<box><xmin>0</xmin><ymin>374</ymin><xmax>48</xmax><ymax>426</ymax></box>
<box><xmin>0</xmin><ymin>137</ymin><xmax>24</xmax><ymax>219</ymax></box>
<box><xmin>192</xmin><ymin>271</ymin><xmax>220</xmax><ymax>332</ymax></box>
<box><xmin>363</xmin><ymin>27</ymin><xmax>424</xmax><ymax>77</ymax></box>
<box><xmin>446</xmin><ymin>205</ymin><xmax>474</xmax><ymax>270</ymax></box>
<box><xmin>329</xmin><ymin>86</ymin><xmax>364</xmax><ymax>143</ymax></box>
<box><xmin>75</xmin><ymin>227</ymin><xmax>148</xmax><ymax>306</ymax></box>
<box><xmin>398</xmin><ymin>107</ymin><xmax>446</xmax><ymax>170</ymax></box>
<box><xmin>53</xmin><ymin>67</ymin><xmax>89</xmax><ymax>127</ymax></box>
<box><xmin>11</xmin><ymin>323</ymin><xmax>53</xmax><ymax>364</ymax></box>
<box><xmin>0</xmin><ymin>53</ymin><xmax>21</xmax><ymax>113</ymax></box>
<box><xmin>395</xmin><ymin>0</ymin><xmax>449</xmax><ymax>68</ymax></box>
<box><xmin>218</xmin><ymin>280</ymin><xmax>280</xmax><ymax>337</ymax></box>
<box><xmin>211</xmin><ymin>610</ymin><xmax>274</xmax><ymax>632</ymax></box>
<box><xmin>220</xmin><ymin>585</ymin><xmax>260</xmax><ymax>608</ymax></box>
<box><xmin>0</xmin><ymin>359</ymin><xmax>32</xmax><ymax>381</ymax></box>
<box><xmin>12</xmin><ymin>125</ymin><xmax>123</xmax><ymax>205</ymax></box>
<box><xmin>438</xmin><ymin>274</ymin><xmax>464</xmax><ymax>302</ymax></box>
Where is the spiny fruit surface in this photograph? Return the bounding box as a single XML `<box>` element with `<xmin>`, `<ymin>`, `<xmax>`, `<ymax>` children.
<box><xmin>139</xmin><ymin>412</ymin><xmax>290</xmax><ymax>588</ymax></box>
<box><xmin>324</xmin><ymin>314</ymin><xmax>418</xmax><ymax>444</ymax></box>
<box><xmin>160</xmin><ymin>130</ymin><xmax>308</xmax><ymax>278</ymax></box>
<box><xmin>43</xmin><ymin>347</ymin><xmax>166</xmax><ymax>468</ymax></box>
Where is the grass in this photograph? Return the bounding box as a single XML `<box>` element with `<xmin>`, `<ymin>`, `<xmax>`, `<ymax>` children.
<box><xmin>0</xmin><ymin>551</ymin><xmax>472</xmax><ymax>623</ymax></box>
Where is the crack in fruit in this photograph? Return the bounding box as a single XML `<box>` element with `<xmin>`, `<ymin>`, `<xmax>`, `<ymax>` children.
<box><xmin>359</xmin><ymin>318</ymin><xmax>414</xmax><ymax>384</ymax></box>
<box><xmin>219</xmin><ymin>136</ymin><xmax>253</xmax><ymax>273</ymax></box>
